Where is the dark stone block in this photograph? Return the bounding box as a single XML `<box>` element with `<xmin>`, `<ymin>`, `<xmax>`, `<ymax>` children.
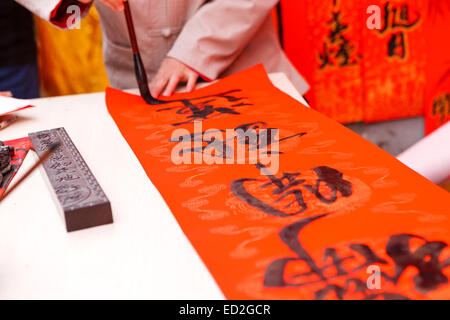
<box><xmin>29</xmin><ymin>128</ymin><xmax>113</xmax><ymax>232</ymax></box>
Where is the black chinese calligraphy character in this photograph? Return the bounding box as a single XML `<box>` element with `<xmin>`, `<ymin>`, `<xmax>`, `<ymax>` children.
<box><xmin>303</xmin><ymin>166</ymin><xmax>352</xmax><ymax>204</ymax></box>
<box><xmin>387</xmin><ymin>32</ymin><xmax>406</xmax><ymax>58</ymax></box>
<box><xmin>378</xmin><ymin>2</ymin><xmax>421</xmax><ymax>60</ymax></box>
<box><xmin>432</xmin><ymin>93</ymin><xmax>450</xmax><ymax>122</ymax></box>
<box><xmin>386</xmin><ymin>234</ymin><xmax>450</xmax><ymax>294</ymax></box>
<box><xmin>379</xmin><ymin>2</ymin><xmax>420</xmax><ymax>34</ymax></box>
<box><xmin>231</xmin><ymin>164</ymin><xmax>353</xmax><ymax>217</ymax></box>
<box><xmin>170</xmin><ymin>122</ymin><xmax>305</xmax><ymax>160</ymax></box>
<box><xmin>318</xmin><ymin>3</ymin><xmax>359</xmax><ymax>69</ymax></box>
<box><xmin>156</xmin><ymin>90</ymin><xmax>252</xmax><ymax>126</ymax></box>
<box><xmin>263</xmin><ymin>214</ymin><xmax>449</xmax><ymax>299</ymax></box>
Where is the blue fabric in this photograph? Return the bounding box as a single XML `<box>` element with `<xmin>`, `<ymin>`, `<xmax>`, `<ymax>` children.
<box><xmin>0</xmin><ymin>61</ymin><xmax>40</xmax><ymax>99</ymax></box>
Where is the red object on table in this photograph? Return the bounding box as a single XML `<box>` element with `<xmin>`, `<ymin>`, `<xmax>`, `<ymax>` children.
<box><xmin>0</xmin><ymin>137</ymin><xmax>33</xmax><ymax>198</ymax></box>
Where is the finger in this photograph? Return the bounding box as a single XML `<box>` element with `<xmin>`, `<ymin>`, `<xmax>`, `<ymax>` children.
<box><xmin>150</xmin><ymin>75</ymin><xmax>169</xmax><ymax>98</ymax></box>
<box><xmin>0</xmin><ymin>91</ymin><xmax>12</xmax><ymax>97</ymax></box>
<box><xmin>162</xmin><ymin>75</ymin><xmax>181</xmax><ymax>97</ymax></box>
<box><xmin>186</xmin><ymin>73</ymin><xmax>199</xmax><ymax>93</ymax></box>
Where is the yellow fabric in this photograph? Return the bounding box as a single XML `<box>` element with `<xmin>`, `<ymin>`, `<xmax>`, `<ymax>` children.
<box><xmin>35</xmin><ymin>7</ymin><xmax>109</xmax><ymax>96</ymax></box>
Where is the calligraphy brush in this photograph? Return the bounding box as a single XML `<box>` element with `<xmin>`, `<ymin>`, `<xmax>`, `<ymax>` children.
<box><xmin>123</xmin><ymin>0</ymin><xmax>165</xmax><ymax>105</ymax></box>
<box><xmin>0</xmin><ymin>142</ymin><xmax>60</xmax><ymax>202</ymax></box>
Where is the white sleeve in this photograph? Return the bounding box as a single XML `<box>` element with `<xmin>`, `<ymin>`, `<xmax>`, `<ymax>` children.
<box><xmin>15</xmin><ymin>0</ymin><xmax>64</xmax><ymax>21</ymax></box>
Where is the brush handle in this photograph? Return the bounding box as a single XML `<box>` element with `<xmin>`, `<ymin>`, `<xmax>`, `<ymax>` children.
<box><xmin>123</xmin><ymin>1</ymin><xmax>166</xmax><ymax>105</ymax></box>
<box><xmin>123</xmin><ymin>1</ymin><xmax>139</xmax><ymax>54</ymax></box>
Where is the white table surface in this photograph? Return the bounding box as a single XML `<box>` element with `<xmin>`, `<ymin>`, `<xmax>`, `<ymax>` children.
<box><xmin>0</xmin><ymin>74</ymin><xmax>306</xmax><ymax>299</ymax></box>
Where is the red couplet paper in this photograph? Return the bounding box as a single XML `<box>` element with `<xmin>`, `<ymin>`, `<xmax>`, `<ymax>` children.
<box><xmin>424</xmin><ymin>0</ymin><xmax>450</xmax><ymax>134</ymax></box>
<box><xmin>282</xmin><ymin>0</ymin><xmax>364</xmax><ymax>123</ymax></box>
<box><xmin>0</xmin><ymin>137</ymin><xmax>33</xmax><ymax>198</ymax></box>
<box><xmin>106</xmin><ymin>65</ymin><xmax>450</xmax><ymax>300</ymax></box>
<box><xmin>282</xmin><ymin>0</ymin><xmax>428</xmax><ymax>123</ymax></box>
<box><xmin>361</xmin><ymin>0</ymin><xmax>427</xmax><ymax>122</ymax></box>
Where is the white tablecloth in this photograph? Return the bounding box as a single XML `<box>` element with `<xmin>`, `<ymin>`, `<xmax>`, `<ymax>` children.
<box><xmin>0</xmin><ymin>74</ymin><xmax>306</xmax><ymax>299</ymax></box>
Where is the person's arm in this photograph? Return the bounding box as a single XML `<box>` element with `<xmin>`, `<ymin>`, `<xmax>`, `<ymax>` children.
<box><xmin>15</xmin><ymin>0</ymin><xmax>123</xmax><ymax>28</ymax></box>
<box><xmin>14</xmin><ymin>0</ymin><xmax>62</xmax><ymax>21</ymax></box>
<box><xmin>50</xmin><ymin>0</ymin><xmax>93</xmax><ymax>28</ymax></box>
<box><xmin>150</xmin><ymin>0</ymin><xmax>279</xmax><ymax>97</ymax></box>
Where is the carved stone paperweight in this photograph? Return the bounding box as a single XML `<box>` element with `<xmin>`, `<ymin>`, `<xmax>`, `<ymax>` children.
<box><xmin>29</xmin><ymin>128</ymin><xmax>113</xmax><ymax>232</ymax></box>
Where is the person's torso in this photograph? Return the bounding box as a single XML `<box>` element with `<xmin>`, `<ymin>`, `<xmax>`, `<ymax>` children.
<box><xmin>95</xmin><ymin>0</ymin><xmax>205</xmax><ymax>87</ymax></box>
<box><xmin>94</xmin><ymin>0</ymin><xmax>309</xmax><ymax>95</ymax></box>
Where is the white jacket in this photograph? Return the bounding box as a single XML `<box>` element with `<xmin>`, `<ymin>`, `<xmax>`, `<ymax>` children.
<box><xmin>16</xmin><ymin>0</ymin><xmax>309</xmax><ymax>94</ymax></box>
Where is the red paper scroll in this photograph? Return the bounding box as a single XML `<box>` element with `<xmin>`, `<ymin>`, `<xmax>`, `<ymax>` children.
<box><xmin>106</xmin><ymin>65</ymin><xmax>450</xmax><ymax>300</ymax></box>
<box><xmin>282</xmin><ymin>0</ymin><xmax>429</xmax><ymax>123</ymax></box>
<box><xmin>362</xmin><ymin>0</ymin><xmax>427</xmax><ymax>122</ymax></box>
<box><xmin>282</xmin><ymin>0</ymin><xmax>364</xmax><ymax>123</ymax></box>
<box><xmin>0</xmin><ymin>137</ymin><xmax>33</xmax><ymax>198</ymax></box>
<box><xmin>424</xmin><ymin>0</ymin><xmax>450</xmax><ymax>134</ymax></box>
